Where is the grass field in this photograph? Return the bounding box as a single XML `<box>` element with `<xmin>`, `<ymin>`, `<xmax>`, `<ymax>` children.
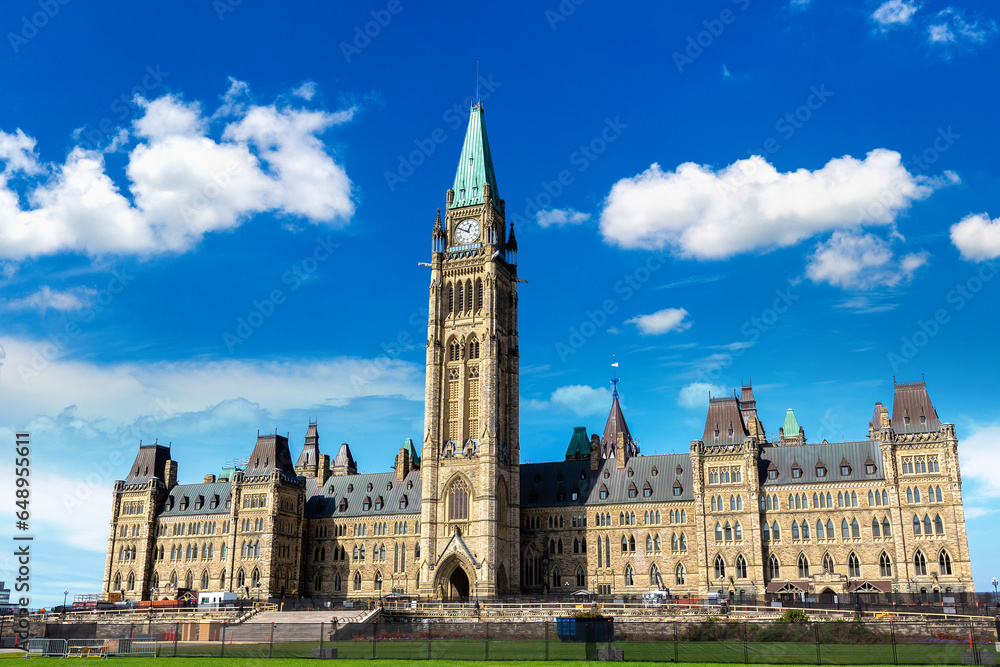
<box><xmin>9</xmin><ymin>637</ymin><xmax>991</xmax><ymax>665</ymax></box>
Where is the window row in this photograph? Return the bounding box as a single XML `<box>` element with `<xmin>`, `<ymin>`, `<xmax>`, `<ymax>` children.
<box><xmin>714</xmin><ymin>521</ymin><xmax>744</xmax><ymax>542</ymax></box>
<box><xmin>912</xmin><ymin>514</ymin><xmax>945</xmax><ymax>536</ymax></box>
<box><xmin>763</xmin><ymin>517</ymin><xmax>894</xmax><ymax>541</ymax></box>
<box><xmin>711</xmin><ymin>495</ymin><xmax>743</xmax><ymax>512</ymax></box>
<box><xmin>906</xmin><ymin>486</ymin><xmax>944</xmax><ymax>503</ymax></box>
<box><xmin>707</xmin><ymin>467</ymin><xmax>742</xmax><ymax>484</ymax></box>
<box><xmin>447</xmin><ymin>279</ymin><xmax>484</xmax><ymax>315</ymax></box>
<box><xmin>901</xmin><ymin>456</ymin><xmax>939</xmax><ymax>475</ymax></box>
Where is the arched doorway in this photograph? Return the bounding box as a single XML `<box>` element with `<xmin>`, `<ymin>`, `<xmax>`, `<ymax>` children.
<box><xmin>447</xmin><ymin>567</ymin><xmax>470</xmax><ymax>599</ymax></box>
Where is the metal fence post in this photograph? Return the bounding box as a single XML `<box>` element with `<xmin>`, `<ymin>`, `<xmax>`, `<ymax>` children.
<box><xmin>173</xmin><ymin>622</ymin><xmax>178</xmax><ymax>657</ymax></box>
<box><xmin>220</xmin><ymin>622</ymin><xmax>225</xmax><ymax>658</ymax></box>
<box><xmin>890</xmin><ymin>619</ymin><xmax>897</xmax><ymax>666</ymax></box>
<box><xmin>269</xmin><ymin>621</ymin><xmax>274</xmax><ymax>659</ymax></box>
<box><xmin>673</xmin><ymin>622</ymin><xmax>678</xmax><ymax>663</ymax></box>
<box><xmin>371</xmin><ymin>619</ymin><xmax>377</xmax><ymax>660</ymax></box>
<box><xmin>545</xmin><ymin>620</ymin><xmax>549</xmax><ymax>661</ymax></box>
<box><xmin>814</xmin><ymin>620</ymin><xmax>821</xmax><ymax>666</ymax></box>
<box><xmin>427</xmin><ymin>619</ymin><xmax>432</xmax><ymax>660</ymax></box>
<box><xmin>485</xmin><ymin>621</ymin><xmax>489</xmax><ymax>661</ymax></box>
<box><xmin>319</xmin><ymin>621</ymin><xmax>324</xmax><ymax>656</ymax></box>
<box><xmin>129</xmin><ymin>622</ymin><xmax>134</xmax><ymax>640</ymax></box>
<box><xmin>743</xmin><ymin>621</ymin><xmax>749</xmax><ymax>665</ymax></box>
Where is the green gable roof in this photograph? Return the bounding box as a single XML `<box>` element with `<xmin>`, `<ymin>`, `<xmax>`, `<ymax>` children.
<box><xmin>782</xmin><ymin>408</ymin><xmax>800</xmax><ymax>436</ymax></box>
<box><xmin>451</xmin><ymin>103</ymin><xmax>500</xmax><ymax>212</ymax></box>
<box><xmin>402</xmin><ymin>437</ymin><xmax>420</xmax><ymax>468</ymax></box>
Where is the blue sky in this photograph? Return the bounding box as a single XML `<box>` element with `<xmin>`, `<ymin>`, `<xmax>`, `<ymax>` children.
<box><xmin>1</xmin><ymin>0</ymin><xmax>998</xmax><ymax>605</ymax></box>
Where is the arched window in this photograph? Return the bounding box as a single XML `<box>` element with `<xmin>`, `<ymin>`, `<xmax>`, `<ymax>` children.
<box><xmin>848</xmin><ymin>552</ymin><xmax>861</xmax><ymax>578</ymax></box>
<box><xmin>646</xmin><ymin>535</ymin><xmax>653</xmax><ymax>551</ymax></box>
<box><xmin>629</xmin><ymin>535</ymin><xmax>636</xmax><ymax>552</ymax></box>
<box><xmin>883</xmin><ymin>517</ymin><xmax>891</xmax><ymax>537</ymax></box>
<box><xmin>314</xmin><ymin>571</ymin><xmax>322</xmax><ymax>590</ymax></box>
<box><xmin>838</xmin><ymin>492</ymin><xmax>844</xmax><ymax>507</ymax></box>
<box><xmin>624</xmin><ymin>564</ymin><xmax>634</xmax><ymax>586</ymax></box>
<box><xmin>113</xmin><ymin>572</ymin><xmax>122</xmax><ymax>590</ymax></box>
<box><xmin>816</xmin><ymin>520</ymin><xmax>825</xmax><ymax>539</ymax></box>
<box><xmin>457</xmin><ymin>283</ymin><xmax>464</xmax><ymax>312</ymax></box>
<box><xmin>907</xmin><ymin>487</ymin><xmax>913</xmax><ymax>503</ymax></box>
<box><xmin>872</xmin><ymin>518</ymin><xmax>881</xmax><ymax>537</ymax></box>
<box><xmin>672</xmin><ymin>534</ymin><xmax>679</xmax><ymax>551</ymax></box>
<box><xmin>935</xmin><ymin>486</ymin><xmax>943</xmax><ymax>502</ymax></box>
<box><xmin>724</xmin><ymin>522</ymin><xmax>733</xmax><ymax>541</ymax></box>
<box><xmin>734</xmin><ymin>522</ymin><xmax>743</xmax><ymax>540</ymax></box>
<box><xmin>236</xmin><ymin>569</ymin><xmax>244</xmax><ymax>588</ymax></box>
<box><xmin>354</xmin><ymin>572</ymin><xmax>362</xmax><ymax>591</ymax></box>
<box><xmin>680</xmin><ymin>534</ymin><xmax>687</xmax><ymax>551</ymax></box>
<box><xmin>913</xmin><ymin>515</ymin><xmax>921</xmax><ymax>535</ymax></box>
<box><xmin>923</xmin><ymin>515</ymin><xmax>932</xmax><ymax>535</ymax></box>
<box><xmin>772</xmin><ymin>521</ymin><xmax>780</xmax><ymax>540</ymax></box>
<box><xmin>851</xmin><ymin>491</ymin><xmax>858</xmax><ymax>507</ymax></box>
<box><xmin>934</xmin><ymin>515</ymin><xmax>944</xmax><ymax>535</ymax></box>
<box><xmin>735</xmin><ymin>554</ymin><xmax>747</xmax><ymax>579</ymax></box>
<box><xmin>766</xmin><ymin>495</ymin><xmax>772</xmax><ymax>511</ymax></box>
<box><xmin>768</xmin><ymin>554</ymin><xmax>780</xmax><ymax>579</ymax></box>
<box><xmin>448</xmin><ymin>284</ymin><xmax>455</xmax><ymax>313</ymax></box>
<box><xmin>827</xmin><ymin>519</ymin><xmax>834</xmax><ymax>537</ymax></box>
<box><xmin>842</xmin><ymin>519</ymin><xmax>850</xmax><ymax>539</ymax></box>
<box><xmin>813</xmin><ymin>493</ymin><xmax>819</xmax><ymax>507</ymax></box>
<box><xmin>650</xmin><ymin>564</ymin><xmax>661</xmax><ymax>587</ymax></box>
<box><xmin>577</xmin><ymin>566</ymin><xmax>586</xmax><ymax>587</ymax></box>
<box><xmin>868</xmin><ymin>490</ymin><xmax>875</xmax><ymax>506</ymax></box>
<box><xmin>715</xmin><ymin>523</ymin><xmax>723</xmax><ymax>541</ymax></box>
<box><xmin>185</xmin><ymin>571</ymin><xmax>193</xmax><ymax>589</ymax></box>
<box><xmin>823</xmin><ymin>553</ymin><xmax>834</xmax><ymax>573</ymax></box>
<box><xmin>654</xmin><ymin>534</ymin><xmax>661</xmax><ymax>551</ymax></box>
<box><xmin>879</xmin><ymin>551</ymin><xmax>892</xmax><ymax>577</ymax></box>
<box><xmin>334</xmin><ymin>572</ymin><xmax>342</xmax><ymax>592</ymax></box>
<box><xmin>798</xmin><ymin>554</ymin><xmax>810</xmax><ymax>578</ymax></box>
<box><xmin>220</xmin><ymin>570</ymin><xmax>226</xmax><ymax>588</ymax></box>
<box><xmin>251</xmin><ymin>567</ymin><xmax>260</xmax><ymax>586</ymax></box>
<box><xmin>712</xmin><ymin>497</ymin><xmax>718</xmax><ymax>512</ymax></box>
<box><xmin>763</xmin><ymin>522</ymin><xmax>770</xmax><ymax>540</ymax></box>
<box><xmin>621</xmin><ymin>536</ymin><xmax>628</xmax><ymax>552</ymax></box>
<box><xmin>447</xmin><ymin>478</ymin><xmax>470</xmax><ymax>521</ymax></box>
<box><xmin>852</xmin><ymin>518</ymin><xmax>860</xmax><ymax>538</ymax></box>
<box><xmin>913</xmin><ymin>550</ymin><xmax>927</xmax><ymax>576</ymax></box>
<box><xmin>714</xmin><ymin>555</ymin><xmax>725</xmax><ymax>579</ymax></box>
<box><xmin>736</xmin><ymin>496</ymin><xmax>743</xmax><ymax>510</ymax></box>
<box><xmin>675</xmin><ymin>563</ymin><xmax>686</xmax><ymax>585</ymax></box>
<box><xmin>792</xmin><ymin>521</ymin><xmax>800</xmax><ymax>539</ymax></box>
<box><xmin>939</xmin><ymin>550</ymin><xmax>952</xmax><ymax>575</ymax></box>
<box><xmin>801</xmin><ymin>521</ymin><xmax>809</xmax><ymax>539</ymax></box>
<box><xmin>201</xmin><ymin>570</ymin><xmax>209</xmax><ymax>589</ymax></box>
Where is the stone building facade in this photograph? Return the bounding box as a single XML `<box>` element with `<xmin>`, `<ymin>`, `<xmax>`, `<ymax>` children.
<box><xmin>102</xmin><ymin>103</ymin><xmax>974</xmax><ymax>602</ymax></box>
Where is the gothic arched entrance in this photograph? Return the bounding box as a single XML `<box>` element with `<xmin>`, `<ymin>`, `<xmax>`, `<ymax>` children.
<box><xmin>435</xmin><ymin>556</ymin><xmax>473</xmax><ymax>600</ymax></box>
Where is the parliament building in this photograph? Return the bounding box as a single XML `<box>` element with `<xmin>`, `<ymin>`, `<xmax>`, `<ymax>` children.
<box><xmin>103</xmin><ymin>103</ymin><xmax>974</xmax><ymax>602</ymax></box>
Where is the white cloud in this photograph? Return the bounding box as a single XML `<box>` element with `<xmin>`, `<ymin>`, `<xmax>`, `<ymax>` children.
<box><xmin>292</xmin><ymin>82</ymin><xmax>318</xmax><ymax>101</ymax></box>
<box><xmin>0</xmin><ymin>337</ymin><xmax>423</xmax><ymax>426</ymax></box>
<box><xmin>929</xmin><ymin>8</ymin><xmax>997</xmax><ymax>47</ymax></box>
<box><xmin>599</xmin><ymin>150</ymin><xmax>945</xmax><ymax>259</ymax></box>
<box><xmin>2</xmin><ymin>285</ymin><xmax>97</xmax><ymax>313</ymax></box>
<box><xmin>959</xmin><ymin>424</ymin><xmax>1000</xmax><ymax>498</ymax></box>
<box><xmin>721</xmin><ymin>65</ymin><xmax>732</xmax><ymax>79</ymax></box>
<box><xmin>625</xmin><ymin>308</ymin><xmax>692</xmax><ymax>335</ymax></box>
<box><xmin>527</xmin><ymin>385</ymin><xmax>611</xmax><ymax>417</ymax></box>
<box><xmin>806</xmin><ymin>231</ymin><xmax>929</xmax><ymax>289</ymax></box>
<box><xmin>678</xmin><ymin>381</ymin><xmax>725</xmax><ymax>410</ymax></box>
<box><xmin>0</xmin><ymin>82</ymin><xmax>356</xmax><ymax>260</ymax></box>
<box><xmin>536</xmin><ymin>208</ymin><xmax>591</xmax><ymax>228</ymax></box>
<box><xmin>872</xmin><ymin>0</ymin><xmax>920</xmax><ymax>27</ymax></box>
<box><xmin>950</xmin><ymin>213</ymin><xmax>1000</xmax><ymax>261</ymax></box>
<box><xmin>835</xmin><ymin>295</ymin><xmax>899</xmax><ymax>313</ymax></box>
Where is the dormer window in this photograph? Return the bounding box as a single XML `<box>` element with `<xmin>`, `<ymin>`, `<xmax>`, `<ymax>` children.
<box><xmin>367</xmin><ymin>483</ymin><xmax>373</xmax><ymax>492</ymax></box>
<box><xmin>627</xmin><ymin>482</ymin><xmax>638</xmax><ymax>499</ymax></box>
<box><xmin>643</xmin><ymin>482</ymin><xmax>653</xmax><ymax>498</ymax></box>
<box><xmin>904</xmin><ymin>416</ymin><xmax>910</xmax><ymax>425</ymax></box>
<box><xmin>841</xmin><ymin>465</ymin><xmax>851</xmax><ymax>475</ymax></box>
<box><xmin>866</xmin><ymin>463</ymin><xmax>876</xmax><ymax>475</ymax></box>
<box><xmin>347</xmin><ymin>484</ymin><xmax>354</xmax><ymax>493</ymax></box>
<box><xmin>374</xmin><ymin>496</ymin><xmax>383</xmax><ymax>511</ymax></box>
<box><xmin>919</xmin><ymin>415</ymin><xmax>926</xmax><ymax>424</ymax></box>
<box><xmin>406</xmin><ymin>480</ymin><xmax>413</xmax><ymax>490</ymax></box>
<box><xmin>714</xmin><ymin>429</ymin><xmax>720</xmax><ymax>438</ymax></box>
<box><xmin>676</xmin><ymin>466</ymin><xmax>683</xmax><ymax>476</ymax></box>
<box><xmin>767</xmin><ymin>470</ymin><xmax>778</xmax><ymax>480</ymax></box>
<box><xmin>209</xmin><ymin>495</ymin><xmax>218</xmax><ymax>509</ymax></box>
<box><xmin>339</xmin><ymin>498</ymin><xmax>347</xmax><ymax>512</ymax></box>
<box><xmin>363</xmin><ymin>497</ymin><xmax>372</xmax><ymax>511</ymax></box>
<box><xmin>672</xmin><ymin>481</ymin><xmax>683</xmax><ymax>497</ymax></box>
<box><xmin>179</xmin><ymin>496</ymin><xmax>189</xmax><ymax>511</ymax></box>
<box><xmin>194</xmin><ymin>496</ymin><xmax>204</xmax><ymax>510</ymax></box>
<box><xmin>386</xmin><ymin>482</ymin><xmax>393</xmax><ymax>491</ymax></box>
<box><xmin>571</xmin><ymin>485</ymin><xmax>579</xmax><ymax>501</ymax></box>
<box><xmin>816</xmin><ymin>466</ymin><xmax>827</xmax><ymax>478</ymax></box>
<box><xmin>579</xmin><ymin>470</ymin><xmax>586</xmax><ymax>480</ymax></box>
<box><xmin>728</xmin><ymin>428</ymin><xmax>734</xmax><ymax>437</ymax></box>
<box><xmin>399</xmin><ymin>495</ymin><xmax>408</xmax><ymax>510</ymax></box>
<box><xmin>599</xmin><ymin>484</ymin><xmax>609</xmax><ymax>500</ymax></box>
<box><xmin>556</xmin><ymin>487</ymin><xmax>566</xmax><ymax>502</ymax></box>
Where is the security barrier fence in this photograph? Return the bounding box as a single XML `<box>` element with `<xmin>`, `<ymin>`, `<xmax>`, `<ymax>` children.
<box><xmin>12</xmin><ymin>617</ymin><xmax>1000</xmax><ymax>664</ymax></box>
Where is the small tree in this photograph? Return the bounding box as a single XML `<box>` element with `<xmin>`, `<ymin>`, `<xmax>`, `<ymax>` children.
<box><xmin>779</xmin><ymin>608</ymin><xmax>810</xmax><ymax>623</ymax></box>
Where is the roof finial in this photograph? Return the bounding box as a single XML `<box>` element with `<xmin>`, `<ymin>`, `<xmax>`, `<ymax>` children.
<box><xmin>611</xmin><ymin>355</ymin><xmax>620</xmax><ymax>398</ymax></box>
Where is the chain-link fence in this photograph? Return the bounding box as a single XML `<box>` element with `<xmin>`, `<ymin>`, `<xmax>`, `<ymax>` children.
<box><xmin>9</xmin><ymin>617</ymin><xmax>998</xmax><ymax>664</ymax></box>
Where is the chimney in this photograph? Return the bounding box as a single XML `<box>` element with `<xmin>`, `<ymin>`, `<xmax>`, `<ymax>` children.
<box><xmin>590</xmin><ymin>434</ymin><xmax>601</xmax><ymax>471</ymax></box>
<box><xmin>203</xmin><ymin>474</ymin><xmax>216</xmax><ymax>484</ymax></box>
<box><xmin>164</xmin><ymin>460</ymin><xmax>178</xmax><ymax>489</ymax></box>
<box><xmin>317</xmin><ymin>454</ymin><xmax>331</xmax><ymax>486</ymax></box>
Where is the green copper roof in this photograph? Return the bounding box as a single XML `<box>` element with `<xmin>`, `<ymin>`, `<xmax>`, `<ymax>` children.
<box><xmin>451</xmin><ymin>103</ymin><xmax>500</xmax><ymax>212</ymax></box>
<box><xmin>402</xmin><ymin>437</ymin><xmax>420</xmax><ymax>468</ymax></box>
<box><xmin>565</xmin><ymin>426</ymin><xmax>590</xmax><ymax>459</ymax></box>
<box><xmin>782</xmin><ymin>409</ymin><xmax>800</xmax><ymax>436</ymax></box>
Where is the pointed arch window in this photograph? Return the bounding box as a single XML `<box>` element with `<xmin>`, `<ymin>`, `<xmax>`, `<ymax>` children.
<box><xmin>913</xmin><ymin>515</ymin><xmax>921</xmax><ymax>535</ymax></box>
<box><xmin>735</xmin><ymin>555</ymin><xmax>747</xmax><ymax>579</ymax></box>
<box><xmin>934</xmin><ymin>515</ymin><xmax>944</xmax><ymax>534</ymax></box>
<box><xmin>842</xmin><ymin>519</ymin><xmax>850</xmax><ymax>539</ymax></box>
<box><xmin>734</xmin><ymin>522</ymin><xmax>743</xmax><ymax>540</ymax></box>
<box><xmin>724</xmin><ymin>522</ymin><xmax>733</xmax><ymax>541</ymax></box>
<box><xmin>872</xmin><ymin>518</ymin><xmax>880</xmax><ymax>537</ymax></box>
<box><xmin>715</xmin><ymin>522</ymin><xmax>723</xmax><ymax>542</ymax></box>
<box><xmin>675</xmin><ymin>563</ymin><xmax>686</xmax><ymax>585</ymax></box>
<box><xmin>792</xmin><ymin>521</ymin><xmax>800</xmax><ymax>539</ymax></box>
<box><xmin>447</xmin><ymin>478</ymin><xmax>470</xmax><ymax>521</ymax></box>
<box><xmin>646</xmin><ymin>535</ymin><xmax>653</xmax><ymax>552</ymax></box>
<box><xmin>624</xmin><ymin>564</ymin><xmax>634</xmax><ymax>586</ymax></box>
<box><xmin>768</xmin><ymin>554</ymin><xmax>780</xmax><ymax>579</ymax></box>
<box><xmin>672</xmin><ymin>533</ymin><xmax>679</xmax><ymax>551</ymax></box>
<box><xmin>816</xmin><ymin>520</ymin><xmax>825</xmax><ymax>539</ymax></box>
<box><xmin>939</xmin><ymin>550</ymin><xmax>952</xmax><ymax>575</ymax></box>
<box><xmin>923</xmin><ymin>515</ymin><xmax>932</xmax><ymax>535</ymax></box>
<box><xmin>823</xmin><ymin>553</ymin><xmax>834</xmax><ymax>573</ymax></box>
<box><xmin>852</xmin><ymin>518</ymin><xmax>860</xmax><ymax>538</ymax></box>
<box><xmin>772</xmin><ymin>521</ymin><xmax>780</xmax><ymax>540</ymax></box>
<box><xmin>680</xmin><ymin>534</ymin><xmax>687</xmax><ymax>551</ymax></box>
<box><xmin>883</xmin><ymin>517</ymin><xmax>891</xmax><ymax>537</ymax></box>
<box><xmin>914</xmin><ymin>550</ymin><xmax>927</xmax><ymax>575</ymax></box>
<box><xmin>714</xmin><ymin>555</ymin><xmax>725</xmax><ymax>579</ymax></box>
<box><xmin>649</xmin><ymin>564</ymin><xmax>661</xmax><ymax>587</ymax></box>
<box><xmin>798</xmin><ymin>554</ymin><xmax>810</xmax><ymax>578</ymax></box>
<box><xmin>848</xmin><ymin>552</ymin><xmax>861</xmax><ymax>578</ymax></box>
<box><xmin>763</xmin><ymin>522</ymin><xmax>770</xmax><ymax>540</ymax></box>
<box><xmin>880</xmin><ymin>551</ymin><xmax>892</xmax><ymax>577</ymax></box>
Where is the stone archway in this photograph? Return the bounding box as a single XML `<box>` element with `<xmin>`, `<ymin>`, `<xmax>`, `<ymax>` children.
<box><xmin>435</xmin><ymin>556</ymin><xmax>473</xmax><ymax>601</ymax></box>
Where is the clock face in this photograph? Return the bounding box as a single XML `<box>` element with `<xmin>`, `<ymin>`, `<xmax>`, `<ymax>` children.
<box><xmin>455</xmin><ymin>218</ymin><xmax>480</xmax><ymax>244</ymax></box>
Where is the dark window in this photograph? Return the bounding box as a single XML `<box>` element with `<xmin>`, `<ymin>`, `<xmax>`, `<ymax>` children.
<box><xmin>767</xmin><ymin>470</ymin><xmax>778</xmax><ymax>480</ymax></box>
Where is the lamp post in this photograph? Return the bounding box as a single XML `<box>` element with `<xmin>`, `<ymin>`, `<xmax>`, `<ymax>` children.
<box><xmin>992</xmin><ymin>578</ymin><xmax>998</xmax><ymax>606</ymax></box>
<box><xmin>63</xmin><ymin>589</ymin><xmax>69</xmax><ymax>610</ymax></box>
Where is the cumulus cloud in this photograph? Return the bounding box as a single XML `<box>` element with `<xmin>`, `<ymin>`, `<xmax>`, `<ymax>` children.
<box><xmin>928</xmin><ymin>7</ymin><xmax>997</xmax><ymax>47</ymax></box>
<box><xmin>625</xmin><ymin>308</ymin><xmax>692</xmax><ymax>335</ymax></box>
<box><xmin>527</xmin><ymin>385</ymin><xmax>611</xmax><ymax>417</ymax></box>
<box><xmin>950</xmin><ymin>213</ymin><xmax>1000</xmax><ymax>261</ymax></box>
<box><xmin>292</xmin><ymin>82</ymin><xmax>318</xmax><ymax>101</ymax></box>
<box><xmin>806</xmin><ymin>231</ymin><xmax>929</xmax><ymax>290</ymax></box>
<box><xmin>872</xmin><ymin>0</ymin><xmax>921</xmax><ymax>27</ymax></box>
<box><xmin>599</xmin><ymin>149</ymin><xmax>947</xmax><ymax>259</ymax></box>
<box><xmin>678</xmin><ymin>382</ymin><xmax>725</xmax><ymax>410</ymax></box>
<box><xmin>0</xmin><ymin>81</ymin><xmax>356</xmax><ymax>260</ymax></box>
<box><xmin>959</xmin><ymin>424</ymin><xmax>1000</xmax><ymax>498</ymax></box>
<box><xmin>536</xmin><ymin>208</ymin><xmax>591</xmax><ymax>227</ymax></box>
<box><xmin>2</xmin><ymin>285</ymin><xmax>97</xmax><ymax>314</ymax></box>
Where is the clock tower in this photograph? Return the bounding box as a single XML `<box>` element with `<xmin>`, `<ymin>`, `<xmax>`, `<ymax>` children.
<box><xmin>418</xmin><ymin>102</ymin><xmax>520</xmax><ymax>599</ymax></box>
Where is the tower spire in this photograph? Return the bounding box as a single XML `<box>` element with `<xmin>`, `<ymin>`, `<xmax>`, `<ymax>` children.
<box><xmin>611</xmin><ymin>356</ymin><xmax>620</xmax><ymax>398</ymax></box>
<box><xmin>451</xmin><ymin>103</ymin><xmax>500</xmax><ymax>212</ymax></box>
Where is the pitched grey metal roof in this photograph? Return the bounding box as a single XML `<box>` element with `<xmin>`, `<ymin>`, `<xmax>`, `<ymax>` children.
<box><xmin>158</xmin><ymin>482</ymin><xmax>233</xmax><ymax>517</ymax></box>
<box><xmin>243</xmin><ymin>434</ymin><xmax>299</xmax><ymax>483</ymax></box>
<box><xmin>304</xmin><ymin>470</ymin><xmax>421</xmax><ymax>518</ymax></box>
<box><xmin>124</xmin><ymin>443</ymin><xmax>171</xmax><ymax>486</ymax></box>
<box><xmin>759</xmin><ymin>441</ymin><xmax>885</xmax><ymax>486</ymax></box>
<box><xmin>702</xmin><ymin>397</ymin><xmax>748</xmax><ymax>445</ymax></box>
<box><xmin>521</xmin><ymin>454</ymin><xmax>693</xmax><ymax>508</ymax></box>
<box><xmin>891</xmin><ymin>380</ymin><xmax>942</xmax><ymax>434</ymax></box>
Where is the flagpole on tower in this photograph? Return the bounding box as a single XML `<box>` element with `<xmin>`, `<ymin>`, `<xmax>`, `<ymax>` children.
<box><xmin>611</xmin><ymin>356</ymin><xmax>620</xmax><ymax>398</ymax></box>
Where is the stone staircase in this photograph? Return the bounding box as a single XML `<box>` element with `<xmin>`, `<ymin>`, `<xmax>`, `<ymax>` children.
<box><xmin>223</xmin><ymin>610</ymin><xmax>368</xmax><ymax>643</ymax></box>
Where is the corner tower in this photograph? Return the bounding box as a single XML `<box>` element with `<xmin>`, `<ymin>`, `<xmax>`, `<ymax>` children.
<box><xmin>420</xmin><ymin>102</ymin><xmax>520</xmax><ymax>598</ymax></box>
